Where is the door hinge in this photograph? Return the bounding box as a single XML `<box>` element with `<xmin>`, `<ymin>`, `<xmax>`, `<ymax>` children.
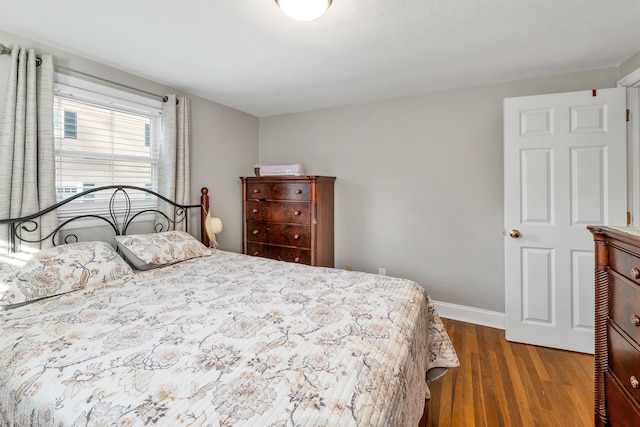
<box><xmin>628</xmin><ymin>211</ymin><xmax>632</xmax><ymax>225</ymax></box>
<box><xmin>627</xmin><ymin>109</ymin><xmax>630</xmax><ymax>122</ymax></box>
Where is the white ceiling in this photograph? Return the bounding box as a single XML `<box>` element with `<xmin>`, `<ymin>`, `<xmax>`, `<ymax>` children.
<box><xmin>0</xmin><ymin>0</ymin><xmax>639</xmax><ymax>117</ymax></box>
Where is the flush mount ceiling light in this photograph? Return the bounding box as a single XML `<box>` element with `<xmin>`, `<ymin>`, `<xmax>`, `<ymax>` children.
<box><xmin>275</xmin><ymin>0</ymin><xmax>332</xmax><ymax>21</ymax></box>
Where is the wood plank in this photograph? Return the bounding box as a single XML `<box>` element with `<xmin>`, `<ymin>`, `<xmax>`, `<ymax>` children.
<box><xmin>421</xmin><ymin>319</ymin><xmax>593</xmax><ymax>426</ymax></box>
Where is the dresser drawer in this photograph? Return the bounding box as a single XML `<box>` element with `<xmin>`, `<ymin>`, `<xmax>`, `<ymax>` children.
<box><xmin>241</xmin><ymin>176</ymin><xmax>334</xmax><ymax>268</ymax></box>
<box><xmin>245</xmin><ymin>182</ymin><xmax>310</xmax><ymax>201</ymax></box>
<box><xmin>610</xmin><ymin>273</ymin><xmax>640</xmax><ymax>344</ymax></box>
<box><xmin>246</xmin><ymin>222</ymin><xmax>311</xmax><ymax>248</ymax></box>
<box><xmin>608</xmin><ymin>323</ymin><xmax>640</xmax><ymax>405</ymax></box>
<box><xmin>246</xmin><ymin>242</ymin><xmax>311</xmax><ymax>264</ymax></box>
<box><xmin>606</xmin><ymin>372</ymin><xmax>640</xmax><ymax>427</ymax></box>
<box><xmin>609</xmin><ymin>245</ymin><xmax>640</xmax><ymax>284</ymax></box>
<box><xmin>246</xmin><ymin>201</ymin><xmax>310</xmax><ymax>224</ymax></box>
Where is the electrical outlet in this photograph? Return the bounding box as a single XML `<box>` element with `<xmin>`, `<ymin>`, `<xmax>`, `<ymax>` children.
<box><xmin>378</xmin><ymin>267</ymin><xmax>386</xmax><ymax>276</ymax></box>
<box><xmin>345</xmin><ymin>265</ymin><xmax>353</xmax><ymax>271</ymax></box>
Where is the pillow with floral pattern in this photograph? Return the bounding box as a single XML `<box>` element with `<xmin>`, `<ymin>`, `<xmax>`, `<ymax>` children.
<box><xmin>0</xmin><ymin>241</ymin><xmax>133</xmax><ymax>307</ymax></box>
<box><xmin>114</xmin><ymin>231</ymin><xmax>211</xmax><ymax>270</ymax></box>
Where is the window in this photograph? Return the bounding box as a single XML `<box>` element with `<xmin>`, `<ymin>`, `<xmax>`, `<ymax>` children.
<box><xmin>56</xmin><ymin>181</ymin><xmax>84</xmax><ymax>202</ymax></box>
<box><xmin>54</xmin><ymin>110</ymin><xmax>78</xmax><ymax>139</ymax></box>
<box><xmin>54</xmin><ymin>74</ymin><xmax>163</xmax><ymax>220</ymax></box>
<box><xmin>82</xmin><ymin>183</ymin><xmax>96</xmax><ymax>201</ymax></box>
<box><xmin>64</xmin><ymin>111</ymin><xmax>77</xmax><ymax>138</ymax></box>
<box><xmin>144</xmin><ymin>123</ymin><xmax>150</xmax><ymax>147</ymax></box>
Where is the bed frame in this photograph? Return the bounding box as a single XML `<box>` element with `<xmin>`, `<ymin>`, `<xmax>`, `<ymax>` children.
<box><xmin>0</xmin><ymin>186</ymin><xmax>211</xmax><ymax>252</ymax></box>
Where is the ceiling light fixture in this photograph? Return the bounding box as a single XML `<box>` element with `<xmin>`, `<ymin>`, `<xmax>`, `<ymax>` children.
<box><xmin>275</xmin><ymin>0</ymin><xmax>332</xmax><ymax>21</ymax></box>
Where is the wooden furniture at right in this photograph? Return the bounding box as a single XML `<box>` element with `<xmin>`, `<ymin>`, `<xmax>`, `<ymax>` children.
<box><xmin>589</xmin><ymin>226</ymin><xmax>640</xmax><ymax>427</ymax></box>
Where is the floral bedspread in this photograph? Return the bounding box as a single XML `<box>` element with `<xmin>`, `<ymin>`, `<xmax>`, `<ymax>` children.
<box><xmin>0</xmin><ymin>250</ymin><xmax>459</xmax><ymax>426</ymax></box>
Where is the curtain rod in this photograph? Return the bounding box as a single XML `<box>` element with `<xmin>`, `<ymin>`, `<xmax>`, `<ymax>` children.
<box><xmin>0</xmin><ymin>42</ymin><xmax>170</xmax><ymax>103</ymax></box>
<box><xmin>55</xmin><ymin>65</ymin><xmax>170</xmax><ymax>103</ymax></box>
<box><xmin>0</xmin><ymin>42</ymin><xmax>42</xmax><ymax>66</ymax></box>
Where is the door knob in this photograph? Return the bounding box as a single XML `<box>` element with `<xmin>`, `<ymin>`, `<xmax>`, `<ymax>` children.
<box><xmin>509</xmin><ymin>229</ymin><xmax>521</xmax><ymax>238</ymax></box>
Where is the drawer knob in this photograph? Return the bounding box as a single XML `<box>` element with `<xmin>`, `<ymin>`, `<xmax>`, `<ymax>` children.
<box><xmin>253</xmin><ymin>189</ymin><xmax>261</xmax><ymax>194</ymax></box>
<box><xmin>632</xmin><ymin>267</ymin><xmax>640</xmax><ymax>279</ymax></box>
<box><xmin>252</xmin><ymin>209</ymin><xmax>258</xmax><ymax>214</ymax></box>
<box><xmin>632</xmin><ymin>315</ymin><xmax>640</xmax><ymax>327</ymax></box>
<box><xmin>253</xmin><ymin>251</ymin><xmax>260</xmax><ymax>256</ymax></box>
<box><xmin>294</xmin><ymin>211</ymin><xmax>301</xmax><ymax>216</ymax></box>
<box><xmin>294</xmin><ymin>234</ymin><xmax>300</xmax><ymax>240</ymax></box>
<box><xmin>294</xmin><ymin>257</ymin><xmax>300</xmax><ymax>262</ymax></box>
<box><xmin>295</xmin><ymin>189</ymin><xmax>302</xmax><ymax>194</ymax></box>
<box><xmin>631</xmin><ymin>376</ymin><xmax>640</xmax><ymax>389</ymax></box>
<box><xmin>252</xmin><ymin>230</ymin><xmax>259</xmax><ymax>235</ymax></box>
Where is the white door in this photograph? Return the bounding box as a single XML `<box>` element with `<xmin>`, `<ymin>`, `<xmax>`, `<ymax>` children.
<box><xmin>504</xmin><ymin>88</ymin><xmax>627</xmax><ymax>354</ymax></box>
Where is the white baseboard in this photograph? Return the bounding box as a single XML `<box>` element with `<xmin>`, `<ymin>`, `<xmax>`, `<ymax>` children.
<box><xmin>433</xmin><ymin>300</ymin><xmax>505</xmax><ymax>330</ymax></box>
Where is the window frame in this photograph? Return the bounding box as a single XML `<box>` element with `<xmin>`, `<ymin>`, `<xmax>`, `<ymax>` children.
<box><xmin>53</xmin><ymin>73</ymin><xmax>164</xmax><ymax>227</ymax></box>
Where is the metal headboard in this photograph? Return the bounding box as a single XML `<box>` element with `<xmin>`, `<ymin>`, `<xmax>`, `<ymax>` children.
<box><xmin>0</xmin><ymin>185</ymin><xmax>210</xmax><ymax>253</ymax></box>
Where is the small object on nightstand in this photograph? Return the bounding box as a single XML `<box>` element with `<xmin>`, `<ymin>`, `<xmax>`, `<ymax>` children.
<box><xmin>254</xmin><ymin>164</ymin><xmax>261</xmax><ymax>177</ymax></box>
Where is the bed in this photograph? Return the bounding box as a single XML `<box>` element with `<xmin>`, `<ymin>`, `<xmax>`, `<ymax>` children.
<box><xmin>0</xmin><ymin>186</ymin><xmax>459</xmax><ymax>426</ymax></box>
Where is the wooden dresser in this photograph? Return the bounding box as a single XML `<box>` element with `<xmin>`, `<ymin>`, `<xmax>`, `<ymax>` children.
<box><xmin>589</xmin><ymin>226</ymin><xmax>640</xmax><ymax>426</ymax></box>
<box><xmin>241</xmin><ymin>176</ymin><xmax>335</xmax><ymax>267</ymax></box>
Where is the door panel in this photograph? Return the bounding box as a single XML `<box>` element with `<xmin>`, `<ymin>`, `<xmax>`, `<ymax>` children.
<box><xmin>522</xmin><ymin>149</ymin><xmax>553</xmax><ymax>224</ymax></box>
<box><xmin>504</xmin><ymin>88</ymin><xmax>626</xmax><ymax>353</ymax></box>
<box><xmin>521</xmin><ymin>247</ymin><xmax>554</xmax><ymax>324</ymax></box>
<box><xmin>571</xmin><ymin>147</ymin><xmax>605</xmax><ymax>224</ymax></box>
<box><xmin>571</xmin><ymin>249</ymin><xmax>595</xmax><ymax>331</ymax></box>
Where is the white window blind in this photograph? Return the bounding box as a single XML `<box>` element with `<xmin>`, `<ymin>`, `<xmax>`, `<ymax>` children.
<box><xmin>54</xmin><ymin>74</ymin><xmax>163</xmax><ymax>220</ymax></box>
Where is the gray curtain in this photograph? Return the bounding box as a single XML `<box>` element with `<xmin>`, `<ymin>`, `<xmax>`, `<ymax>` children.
<box><xmin>0</xmin><ymin>44</ymin><xmax>56</xmax><ymax>252</ymax></box>
<box><xmin>158</xmin><ymin>94</ymin><xmax>191</xmax><ymax>232</ymax></box>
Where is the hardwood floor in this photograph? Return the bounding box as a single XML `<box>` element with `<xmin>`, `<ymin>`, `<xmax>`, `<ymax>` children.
<box><xmin>420</xmin><ymin>318</ymin><xmax>594</xmax><ymax>427</ymax></box>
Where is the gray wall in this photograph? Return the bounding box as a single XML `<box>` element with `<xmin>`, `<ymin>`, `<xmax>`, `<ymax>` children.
<box><xmin>619</xmin><ymin>50</ymin><xmax>640</xmax><ymax>81</ymax></box>
<box><xmin>0</xmin><ymin>27</ymin><xmax>631</xmax><ymax>313</ymax></box>
<box><xmin>0</xmin><ymin>29</ymin><xmax>258</xmax><ymax>252</ymax></box>
<box><xmin>259</xmin><ymin>68</ymin><xmax>619</xmax><ymax>313</ymax></box>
